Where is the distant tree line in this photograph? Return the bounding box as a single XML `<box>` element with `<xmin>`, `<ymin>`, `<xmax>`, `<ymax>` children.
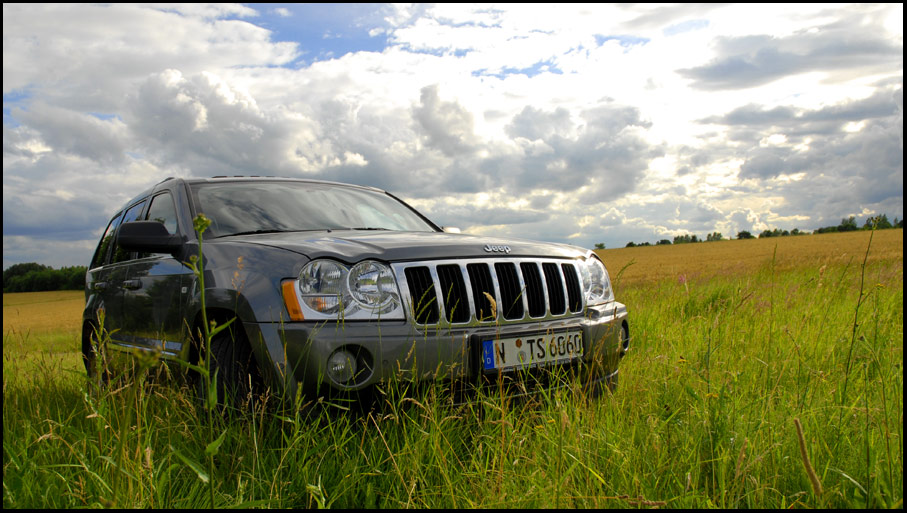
<box><xmin>3</xmin><ymin>263</ymin><xmax>87</xmax><ymax>293</ymax></box>
<box><xmin>608</xmin><ymin>213</ymin><xmax>902</xmax><ymax>249</ymax></box>
<box><xmin>755</xmin><ymin>227</ymin><xmax>807</xmax><ymax>238</ymax></box>
<box><xmin>815</xmin><ymin>214</ymin><xmax>901</xmax><ymax>234</ymax></box>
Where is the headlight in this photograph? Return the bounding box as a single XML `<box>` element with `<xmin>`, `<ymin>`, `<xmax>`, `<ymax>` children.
<box><xmin>348</xmin><ymin>260</ymin><xmax>397</xmax><ymax>309</ymax></box>
<box><xmin>299</xmin><ymin>260</ymin><xmax>345</xmax><ymax>314</ymax></box>
<box><xmin>295</xmin><ymin>259</ymin><xmax>404</xmax><ymax>321</ymax></box>
<box><xmin>581</xmin><ymin>255</ymin><xmax>614</xmax><ymax>306</ymax></box>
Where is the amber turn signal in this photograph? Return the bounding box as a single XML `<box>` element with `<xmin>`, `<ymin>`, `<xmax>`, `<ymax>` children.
<box><xmin>281</xmin><ymin>280</ymin><xmax>305</xmax><ymax>321</ymax></box>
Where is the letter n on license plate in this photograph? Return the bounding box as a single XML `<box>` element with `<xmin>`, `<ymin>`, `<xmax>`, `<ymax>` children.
<box><xmin>481</xmin><ymin>331</ymin><xmax>583</xmax><ymax>372</ymax></box>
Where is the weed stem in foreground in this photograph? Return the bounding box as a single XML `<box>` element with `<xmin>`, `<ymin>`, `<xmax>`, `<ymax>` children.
<box><xmin>794</xmin><ymin>418</ymin><xmax>823</xmax><ymax>498</ymax></box>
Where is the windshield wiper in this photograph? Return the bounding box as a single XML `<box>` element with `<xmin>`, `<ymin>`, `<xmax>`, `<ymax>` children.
<box><xmin>222</xmin><ymin>229</ymin><xmax>326</xmax><ymax>237</ymax></box>
<box><xmin>221</xmin><ymin>227</ymin><xmax>389</xmax><ymax>237</ymax></box>
<box><xmin>225</xmin><ymin>229</ymin><xmax>288</xmax><ymax>237</ymax></box>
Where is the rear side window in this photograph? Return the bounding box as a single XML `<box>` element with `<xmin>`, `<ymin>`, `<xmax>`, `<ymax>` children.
<box><xmin>112</xmin><ymin>200</ymin><xmax>147</xmax><ymax>264</ymax></box>
<box><xmin>90</xmin><ymin>212</ymin><xmax>123</xmax><ymax>269</ymax></box>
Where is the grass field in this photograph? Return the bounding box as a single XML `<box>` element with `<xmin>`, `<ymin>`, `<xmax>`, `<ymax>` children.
<box><xmin>3</xmin><ymin>230</ymin><xmax>903</xmax><ymax>508</ymax></box>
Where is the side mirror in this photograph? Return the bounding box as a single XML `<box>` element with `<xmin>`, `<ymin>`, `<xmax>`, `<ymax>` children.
<box><xmin>442</xmin><ymin>226</ymin><xmax>461</xmax><ymax>234</ymax></box>
<box><xmin>117</xmin><ymin>221</ymin><xmax>183</xmax><ymax>255</ymax></box>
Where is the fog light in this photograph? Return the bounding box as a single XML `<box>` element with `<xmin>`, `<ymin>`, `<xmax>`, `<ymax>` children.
<box><xmin>327</xmin><ymin>349</ymin><xmax>357</xmax><ymax>384</ymax></box>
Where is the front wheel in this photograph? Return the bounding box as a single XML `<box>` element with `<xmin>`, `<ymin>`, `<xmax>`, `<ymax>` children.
<box><xmin>194</xmin><ymin>323</ymin><xmax>263</xmax><ymax>412</ymax></box>
<box><xmin>82</xmin><ymin>322</ymin><xmax>110</xmax><ymax>383</ymax></box>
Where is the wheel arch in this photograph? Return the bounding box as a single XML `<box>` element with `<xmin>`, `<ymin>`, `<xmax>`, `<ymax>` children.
<box><xmin>188</xmin><ymin>307</ymin><xmax>248</xmax><ymax>366</ymax></box>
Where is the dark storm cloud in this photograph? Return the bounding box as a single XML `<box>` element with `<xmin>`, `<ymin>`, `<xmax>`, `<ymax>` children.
<box><xmin>676</xmin><ymin>200</ymin><xmax>725</xmax><ymax>227</ymax></box>
<box><xmin>702</xmin><ymin>104</ymin><xmax>796</xmax><ymax>127</ymax></box>
<box><xmin>778</xmin><ymin>117</ymin><xmax>903</xmax><ymax>212</ymax></box>
<box><xmin>505</xmin><ymin>106</ymin><xmax>572</xmax><ymax>141</ymax></box>
<box><xmin>412</xmin><ymin>84</ymin><xmax>479</xmax><ymax>157</ymax></box>
<box><xmin>679</xmin><ymin>8</ymin><xmax>902</xmax><ymax>90</ymax></box>
<box><xmin>697</xmin><ymin>87</ymin><xmax>902</xmax><ymax>186</ymax></box>
<box><xmin>420</xmin><ymin>203</ymin><xmax>549</xmax><ymax>228</ymax></box>
<box><xmin>502</xmin><ymin>102</ymin><xmax>657</xmax><ymax>201</ymax></box>
<box><xmin>703</xmin><ymin>88</ymin><xmax>902</xmax><ymax>132</ymax></box>
<box><xmin>13</xmin><ymin>103</ymin><xmax>129</xmax><ymax>164</ymax></box>
<box><xmin>2</xmin><ymin>193</ymin><xmax>105</xmax><ymax>241</ymax></box>
<box><xmin>698</xmin><ymin>85</ymin><xmax>903</xmax><ymax>226</ymax></box>
<box><xmin>739</xmin><ymin>149</ymin><xmax>790</xmax><ymax>180</ymax></box>
<box><xmin>1</xmin><ymin>150</ymin><xmax>129</xmax><ymax>242</ymax></box>
<box><xmin>126</xmin><ymin>70</ymin><xmax>301</xmax><ymax>176</ymax></box>
<box><xmin>671</xmin><ymin>145</ymin><xmax>737</xmax><ymax>178</ymax></box>
<box><xmin>620</xmin><ymin>3</ymin><xmax>723</xmax><ymax>32</ymax></box>
<box><xmin>333</xmin><ymin>88</ymin><xmax>659</xmax><ymax>205</ymax></box>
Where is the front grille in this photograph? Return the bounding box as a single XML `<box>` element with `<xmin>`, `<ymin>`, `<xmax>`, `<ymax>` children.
<box><xmin>393</xmin><ymin>258</ymin><xmax>584</xmax><ymax>326</ymax></box>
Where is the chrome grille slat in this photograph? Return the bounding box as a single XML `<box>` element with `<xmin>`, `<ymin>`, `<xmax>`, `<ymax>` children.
<box><xmin>393</xmin><ymin>258</ymin><xmax>585</xmax><ymax>327</ymax></box>
<box><xmin>404</xmin><ymin>266</ymin><xmax>439</xmax><ymax>324</ymax></box>
<box><xmin>458</xmin><ymin>263</ymin><xmax>477</xmax><ymax>323</ymax></box>
<box><xmin>437</xmin><ymin>264</ymin><xmax>469</xmax><ymax>323</ymax></box>
<box><xmin>494</xmin><ymin>262</ymin><xmax>523</xmax><ymax>320</ymax></box>
<box><xmin>520</xmin><ymin>262</ymin><xmax>545</xmax><ymax>318</ymax></box>
<box><xmin>562</xmin><ymin>262</ymin><xmax>583</xmax><ymax>313</ymax></box>
<box><xmin>467</xmin><ymin>262</ymin><xmax>496</xmax><ymax>321</ymax></box>
<box><xmin>486</xmin><ymin>261</ymin><xmax>505</xmax><ymax>321</ymax></box>
<box><xmin>543</xmin><ymin>262</ymin><xmax>566</xmax><ymax>315</ymax></box>
<box><xmin>427</xmin><ymin>265</ymin><xmax>446</xmax><ymax>322</ymax></box>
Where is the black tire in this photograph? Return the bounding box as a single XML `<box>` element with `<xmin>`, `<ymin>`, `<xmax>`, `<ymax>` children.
<box><xmin>195</xmin><ymin>323</ymin><xmax>262</xmax><ymax>412</ymax></box>
<box><xmin>82</xmin><ymin>323</ymin><xmax>96</xmax><ymax>375</ymax></box>
<box><xmin>619</xmin><ymin>322</ymin><xmax>630</xmax><ymax>358</ymax></box>
<box><xmin>82</xmin><ymin>322</ymin><xmax>110</xmax><ymax>382</ymax></box>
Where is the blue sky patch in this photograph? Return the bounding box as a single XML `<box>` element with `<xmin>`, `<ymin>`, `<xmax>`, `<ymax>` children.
<box><xmin>249</xmin><ymin>4</ymin><xmax>391</xmax><ymax>67</ymax></box>
<box><xmin>594</xmin><ymin>35</ymin><xmax>650</xmax><ymax>48</ymax></box>
<box><xmin>3</xmin><ymin>89</ymin><xmax>32</xmax><ymax>127</ymax></box>
<box><xmin>663</xmin><ymin>19</ymin><xmax>709</xmax><ymax>37</ymax></box>
<box><xmin>472</xmin><ymin>59</ymin><xmax>564</xmax><ymax>79</ymax></box>
<box><xmin>88</xmin><ymin>113</ymin><xmax>121</xmax><ymax>122</ymax></box>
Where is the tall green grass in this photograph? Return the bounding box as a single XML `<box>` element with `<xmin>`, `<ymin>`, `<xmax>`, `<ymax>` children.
<box><xmin>3</xmin><ymin>238</ymin><xmax>902</xmax><ymax>508</ymax></box>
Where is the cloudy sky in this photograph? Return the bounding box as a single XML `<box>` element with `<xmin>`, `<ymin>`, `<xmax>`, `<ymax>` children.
<box><xmin>3</xmin><ymin>3</ymin><xmax>903</xmax><ymax>269</ymax></box>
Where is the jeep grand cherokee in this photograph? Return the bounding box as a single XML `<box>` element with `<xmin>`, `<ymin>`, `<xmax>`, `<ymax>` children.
<box><xmin>83</xmin><ymin>177</ymin><xmax>629</xmax><ymax>404</ymax></box>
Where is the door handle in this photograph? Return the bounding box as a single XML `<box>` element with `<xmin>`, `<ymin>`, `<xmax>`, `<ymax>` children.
<box><xmin>122</xmin><ymin>279</ymin><xmax>143</xmax><ymax>290</ymax></box>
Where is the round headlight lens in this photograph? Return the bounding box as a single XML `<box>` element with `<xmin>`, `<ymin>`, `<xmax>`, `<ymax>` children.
<box><xmin>585</xmin><ymin>258</ymin><xmax>605</xmax><ymax>297</ymax></box>
<box><xmin>299</xmin><ymin>260</ymin><xmax>344</xmax><ymax>294</ymax></box>
<box><xmin>582</xmin><ymin>257</ymin><xmax>614</xmax><ymax>305</ymax></box>
<box><xmin>299</xmin><ymin>260</ymin><xmax>345</xmax><ymax>313</ymax></box>
<box><xmin>348</xmin><ymin>261</ymin><xmax>396</xmax><ymax>309</ymax></box>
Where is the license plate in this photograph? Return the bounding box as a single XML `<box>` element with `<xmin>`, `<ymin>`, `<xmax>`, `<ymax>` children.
<box><xmin>481</xmin><ymin>330</ymin><xmax>583</xmax><ymax>372</ymax></box>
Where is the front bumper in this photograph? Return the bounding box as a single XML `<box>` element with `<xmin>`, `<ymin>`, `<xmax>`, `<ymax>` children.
<box><xmin>244</xmin><ymin>301</ymin><xmax>628</xmax><ymax>399</ymax></box>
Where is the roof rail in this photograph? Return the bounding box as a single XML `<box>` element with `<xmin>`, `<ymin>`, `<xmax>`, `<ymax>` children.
<box><xmin>210</xmin><ymin>175</ymin><xmax>277</xmax><ymax>178</ymax></box>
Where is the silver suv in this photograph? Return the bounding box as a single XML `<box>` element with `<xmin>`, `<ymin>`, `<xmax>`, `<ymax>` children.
<box><xmin>83</xmin><ymin>177</ymin><xmax>630</xmax><ymax>404</ymax></box>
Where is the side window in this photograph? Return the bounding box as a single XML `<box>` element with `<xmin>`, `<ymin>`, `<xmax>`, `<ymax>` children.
<box><xmin>112</xmin><ymin>200</ymin><xmax>147</xmax><ymax>264</ymax></box>
<box><xmin>145</xmin><ymin>192</ymin><xmax>178</xmax><ymax>234</ymax></box>
<box><xmin>90</xmin><ymin>212</ymin><xmax>124</xmax><ymax>269</ymax></box>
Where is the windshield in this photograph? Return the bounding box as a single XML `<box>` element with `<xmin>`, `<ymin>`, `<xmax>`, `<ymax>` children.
<box><xmin>190</xmin><ymin>181</ymin><xmax>437</xmax><ymax>238</ymax></box>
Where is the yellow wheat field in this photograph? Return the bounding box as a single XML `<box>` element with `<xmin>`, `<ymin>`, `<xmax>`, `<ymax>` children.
<box><xmin>3</xmin><ymin>290</ymin><xmax>84</xmax><ymax>337</ymax></box>
<box><xmin>596</xmin><ymin>229</ymin><xmax>902</xmax><ymax>286</ymax></box>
